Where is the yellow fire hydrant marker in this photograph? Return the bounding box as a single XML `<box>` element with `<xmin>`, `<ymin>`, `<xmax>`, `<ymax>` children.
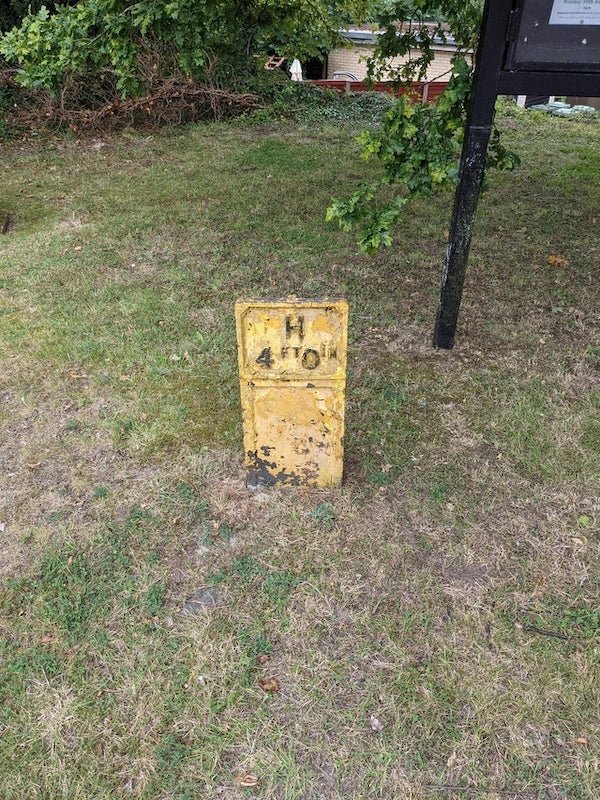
<box><xmin>235</xmin><ymin>298</ymin><xmax>348</xmax><ymax>488</ymax></box>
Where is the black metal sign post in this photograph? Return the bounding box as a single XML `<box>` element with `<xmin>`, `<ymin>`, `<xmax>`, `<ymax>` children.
<box><xmin>433</xmin><ymin>0</ymin><xmax>600</xmax><ymax>349</ymax></box>
<box><xmin>433</xmin><ymin>0</ymin><xmax>511</xmax><ymax>350</ymax></box>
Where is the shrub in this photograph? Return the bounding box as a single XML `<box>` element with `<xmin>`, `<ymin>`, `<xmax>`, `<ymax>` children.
<box><xmin>0</xmin><ymin>1</ymin><xmax>359</xmax><ymax>97</ymax></box>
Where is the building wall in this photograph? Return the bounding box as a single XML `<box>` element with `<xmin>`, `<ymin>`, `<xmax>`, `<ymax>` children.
<box><xmin>327</xmin><ymin>44</ymin><xmax>458</xmax><ymax>83</ymax></box>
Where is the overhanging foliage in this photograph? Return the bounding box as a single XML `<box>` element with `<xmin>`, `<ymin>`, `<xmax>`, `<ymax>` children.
<box><xmin>0</xmin><ymin>0</ymin><xmax>367</xmax><ymax>96</ymax></box>
<box><xmin>327</xmin><ymin>1</ymin><xmax>520</xmax><ymax>252</ymax></box>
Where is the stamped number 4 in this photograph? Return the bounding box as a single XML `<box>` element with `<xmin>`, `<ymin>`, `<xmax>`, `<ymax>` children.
<box><xmin>256</xmin><ymin>347</ymin><xmax>273</xmax><ymax>368</ymax></box>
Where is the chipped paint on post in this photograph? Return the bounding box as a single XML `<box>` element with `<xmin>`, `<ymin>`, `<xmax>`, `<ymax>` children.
<box><xmin>235</xmin><ymin>298</ymin><xmax>348</xmax><ymax>488</ymax></box>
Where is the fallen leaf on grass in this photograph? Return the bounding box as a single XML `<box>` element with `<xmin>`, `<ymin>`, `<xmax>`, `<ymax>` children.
<box><xmin>259</xmin><ymin>677</ymin><xmax>280</xmax><ymax>693</ymax></box>
<box><xmin>235</xmin><ymin>774</ymin><xmax>259</xmax><ymax>787</ymax></box>
<box><xmin>40</xmin><ymin>635</ymin><xmax>53</xmax><ymax>644</ymax></box>
<box><xmin>576</xmin><ymin>736</ymin><xmax>588</xmax><ymax>745</ymax></box>
<box><xmin>26</xmin><ymin>461</ymin><xmax>42</xmax><ymax>469</ymax></box>
<box><xmin>547</xmin><ymin>254</ymin><xmax>569</xmax><ymax>268</ymax></box>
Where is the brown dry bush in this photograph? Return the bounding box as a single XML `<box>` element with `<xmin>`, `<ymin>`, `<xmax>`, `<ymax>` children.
<box><xmin>1</xmin><ymin>68</ymin><xmax>260</xmax><ymax>133</ymax></box>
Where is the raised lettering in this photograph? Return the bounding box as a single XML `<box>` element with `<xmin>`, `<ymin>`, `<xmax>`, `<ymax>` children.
<box><xmin>256</xmin><ymin>347</ymin><xmax>273</xmax><ymax>368</ymax></box>
<box><xmin>302</xmin><ymin>349</ymin><xmax>321</xmax><ymax>370</ymax></box>
<box><xmin>285</xmin><ymin>315</ymin><xmax>304</xmax><ymax>340</ymax></box>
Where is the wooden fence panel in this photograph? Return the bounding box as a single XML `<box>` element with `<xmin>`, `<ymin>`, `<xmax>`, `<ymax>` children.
<box><xmin>308</xmin><ymin>80</ymin><xmax>449</xmax><ymax>103</ymax></box>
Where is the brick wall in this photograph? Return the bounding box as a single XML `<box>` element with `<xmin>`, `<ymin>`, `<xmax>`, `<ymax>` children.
<box><xmin>327</xmin><ymin>44</ymin><xmax>459</xmax><ymax>83</ymax></box>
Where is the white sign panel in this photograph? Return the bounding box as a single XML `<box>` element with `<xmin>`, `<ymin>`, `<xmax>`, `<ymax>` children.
<box><xmin>550</xmin><ymin>0</ymin><xmax>600</xmax><ymax>25</ymax></box>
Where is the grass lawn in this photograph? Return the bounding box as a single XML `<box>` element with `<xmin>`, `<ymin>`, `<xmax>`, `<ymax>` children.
<box><xmin>0</xmin><ymin>107</ymin><xmax>598</xmax><ymax>800</ymax></box>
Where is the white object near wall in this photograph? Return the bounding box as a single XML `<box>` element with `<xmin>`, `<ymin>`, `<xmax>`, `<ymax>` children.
<box><xmin>290</xmin><ymin>59</ymin><xmax>303</xmax><ymax>82</ymax></box>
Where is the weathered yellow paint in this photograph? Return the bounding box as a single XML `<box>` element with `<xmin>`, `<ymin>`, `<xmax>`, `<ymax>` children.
<box><xmin>235</xmin><ymin>298</ymin><xmax>348</xmax><ymax>488</ymax></box>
